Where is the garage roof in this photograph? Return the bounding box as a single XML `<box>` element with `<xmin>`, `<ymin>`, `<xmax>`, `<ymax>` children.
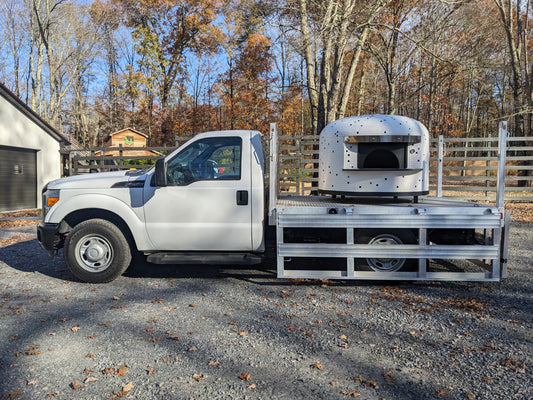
<box><xmin>0</xmin><ymin>82</ymin><xmax>69</xmax><ymax>145</ymax></box>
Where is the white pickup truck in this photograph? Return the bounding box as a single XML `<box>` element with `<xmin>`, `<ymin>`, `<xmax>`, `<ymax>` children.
<box><xmin>38</xmin><ymin>130</ymin><xmax>265</xmax><ymax>282</ymax></box>
<box><xmin>38</xmin><ymin>115</ymin><xmax>509</xmax><ymax>283</ymax></box>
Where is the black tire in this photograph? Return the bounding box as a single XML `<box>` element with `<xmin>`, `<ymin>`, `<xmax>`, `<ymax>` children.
<box><xmin>64</xmin><ymin>219</ymin><xmax>132</xmax><ymax>283</ymax></box>
<box><xmin>354</xmin><ymin>229</ymin><xmax>417</xmax><ymax>272</ymax></box>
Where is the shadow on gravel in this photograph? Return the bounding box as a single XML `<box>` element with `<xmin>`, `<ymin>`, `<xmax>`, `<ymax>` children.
<box><xmin>0</xmin><ymin>239</ymin><xmax>276</xmax><ymax>283</ymax></box>
<box><xmin>0</xmin><ymin>239</ymin><xmax>387</xmax><ymax>288</ymax></box>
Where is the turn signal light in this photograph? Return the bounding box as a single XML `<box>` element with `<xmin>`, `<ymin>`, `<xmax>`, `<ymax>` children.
<box><xmin>47</xmin><ymin>196</ymin><xmax>59</xmax><ymax>207</ymax></box>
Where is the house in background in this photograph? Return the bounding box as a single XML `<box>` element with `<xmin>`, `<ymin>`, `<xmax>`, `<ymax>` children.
<box><xmin>0</xmin><ymin>82</ymin><xmax>68</xmax><ymax>212</ymax></box>
<box><xmin>103</xmin><ymin>128</ymin><xmax>154</xmax><ymax>156</ymax></box>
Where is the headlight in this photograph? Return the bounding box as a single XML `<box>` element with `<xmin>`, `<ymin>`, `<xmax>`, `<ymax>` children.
<box><xmin>43</xmin><ymin>189</ymin><xmax>60</xmax><ymax>219</ymax></box>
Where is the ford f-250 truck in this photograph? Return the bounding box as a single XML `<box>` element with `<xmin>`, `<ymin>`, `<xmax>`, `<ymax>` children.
<box><xmin>38</xmin><ymin>129</ymin><xmax>265</xmax><ymax>283</ymax></box>
<box><xmin>37</xmin><ymin>116</ymin><xmax>509</xmax><ymax>283</ymax></box>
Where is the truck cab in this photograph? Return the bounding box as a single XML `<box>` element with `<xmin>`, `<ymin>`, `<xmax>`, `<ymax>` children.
<box><xmin>38</xmin><ymin>130</ymin><xmax>265</xmax><ymax>283</ymax></box>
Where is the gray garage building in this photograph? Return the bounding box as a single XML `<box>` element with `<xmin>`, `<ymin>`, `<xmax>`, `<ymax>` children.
<box><xmin>0</xmin><ymin>83</ymin><xmax>68</xmax><ymax>212</ymax></box>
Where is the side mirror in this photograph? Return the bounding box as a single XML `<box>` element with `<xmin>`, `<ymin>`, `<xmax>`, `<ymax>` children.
<box><xmin>154</xmin><ymin>158</ymin><xmax>167</xmax><ymax>187</ymax></box>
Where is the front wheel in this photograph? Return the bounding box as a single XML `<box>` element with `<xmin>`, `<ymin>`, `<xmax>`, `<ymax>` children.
<box><xmin>64</xmin><ymin>219</ymin><xmax>132</xmax><ymax>283</ymax></box>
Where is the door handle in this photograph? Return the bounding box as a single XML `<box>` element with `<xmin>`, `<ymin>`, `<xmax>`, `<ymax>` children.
<box><xmin>236</xmin><ymin>190</ymin><xmax>248</xmax><ymax>206</ymax></box>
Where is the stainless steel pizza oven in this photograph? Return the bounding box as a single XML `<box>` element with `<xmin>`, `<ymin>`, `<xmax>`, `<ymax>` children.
<box><xmin>318</xmin><ymin>114</ymin><xmax>430</xmax><ymax>198</ymax></box>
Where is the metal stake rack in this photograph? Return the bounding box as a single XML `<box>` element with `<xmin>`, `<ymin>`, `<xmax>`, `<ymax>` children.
<box><xmin>269</xmin><ymin>122</ymin><xmax>510</xmax><ymax>282</ymax></box>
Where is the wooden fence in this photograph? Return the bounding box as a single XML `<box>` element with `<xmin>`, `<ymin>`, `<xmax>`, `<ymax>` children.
<box><xmin>68</xmin><ymin>133</ymin><xmax>533</xmax><ymax>202</ymax></box>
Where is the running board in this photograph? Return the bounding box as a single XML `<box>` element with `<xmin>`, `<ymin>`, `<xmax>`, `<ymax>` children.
<box><xmin>146</xmin><ymin>252</ymin><xmax>262</xmax><ymax>265</ymax></box>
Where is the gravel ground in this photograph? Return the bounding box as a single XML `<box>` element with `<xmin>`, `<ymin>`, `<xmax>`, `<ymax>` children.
<box><xmin>0</xmin><ymin>215</ymin><xmax>531</xmax><ymax>400</ymax></box>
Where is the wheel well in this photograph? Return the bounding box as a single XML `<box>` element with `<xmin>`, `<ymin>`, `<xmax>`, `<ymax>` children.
<box><xmin>61</xmin><ymin>209</ymin><xmax>138</xmax><ymax>251</ymax></box>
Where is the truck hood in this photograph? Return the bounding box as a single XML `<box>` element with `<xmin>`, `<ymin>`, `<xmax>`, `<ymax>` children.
<box><xmin>47</xmin><ymin>170</ymin><xmax>149</xmax><ymax>190</ymax></box>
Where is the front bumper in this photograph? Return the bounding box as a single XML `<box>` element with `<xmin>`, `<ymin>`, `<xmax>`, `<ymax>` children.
<box><xmin>37</xmin><ymin>223</ymin><xmax>62</xmax><ymax>258</ymax></box>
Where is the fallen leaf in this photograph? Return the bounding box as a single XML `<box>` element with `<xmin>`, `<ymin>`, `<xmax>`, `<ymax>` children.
<box><xmin>113</xmin><ymin>296</ymin><xmax>120</xmax><ymax>301</ymax></box>
<box><xmin>239</xmin><ymin>331</ymin><xmax>247</xmax><ymax>336</ymax></box>
<box><xmin>71</xmin><ymin>381</ymin><xmax>85</xmax><ymax>390</ymax></box>
<box><xmin>102</xmin><ymin>367</ymin><xmax>116</xmax><ymax>375</ymax></box>
<box><xmin>248</xmin><ymin>383</ymin><xmax>257</xmax><ymax>389</ymax></box>
<box><xmin>192</xmin><ymin>374</ymin><xmax>206</xmax><ymax>381</ymax></box>
<box><xmin>364</xmin><ymin>379</ymin><xmax>378</xmax><ymax>388</ymax></box>
<box><xmin>25</xmin><ymin>345</ymin><xmax>41</xmax><ymax>356</ymax></box>
<box><xmin>286</xmin><ymin>326</ymin><xmax>298</xmax><ymax>332</ymax></box>
<box><xmin>383</xmin><ymin>371</ymin><xmax>395</xmax><ymax>385</ymax></box>
<box><xmin>240</xmin><ymin>373</ymin><xmax>251</xmax><ymax>381</ymax></box>
<box><xmin>84</xmin><ymin>377</ymin><xmax>98</xmax><ymax>384</ymax></box>
<box><xmin>188</xmin><ymin>346</ymin><xmax>198</xmax><ymax>352</ymax></box>
<box><xmin>121</xmin><ymin>382</ymin><xmax>134</xmax><ymax>393</ymax></box>
<box><xmin>342</xmin><ymin>391</ymin><xmax>361</xmax><ymax>398</ymax></box>
<box><xmin>436</xmin><ymin>389</ymin><xmax>446</xmax><ymax>396</ymax></box>
<box><xmin>339</xmin><ymin>334</ymin><xmax>347</xmax><ymax>340</ymax></box>
<box><xmin>147</xmin><ymin>369</ymin><xmax>155</xmax><ymax>375</ymax></box>
<box><xmin>500</xmin><ymin>358</ymin><xmax>526</xmax><ymax>373</ymax></box>
<box><xmin>86</xmin><ymin>353</ymin><xmax>95</xmax><ymax>358</ymax></box>
<box><xmin>27</xmin><ymin>380</ymin><xmax>37</xmax><ymax>386</ymax></box>
<box><xmin>116</xmin><ymin>365</ymin><xmax>128</xmax><ymax>376</ymax></box>
<box><xmin>189</xmin><ymin>303</ymin><xmax>196</xmax><ymax>307</ymax></box>
<box><xmin>312</xmin><ymin>361</ymin><xmax>323</xmax><ymax>370</ymax></box>
<box><xmin>71</xmin><ymin>326</ymin><xmax>80</xmax><ymax>333</ymax></box>
<box><xmin>208</xmin><ymin>360</ymin><xmax>221</xmax><ymax>366</ymax></box>
<box><xmin>3</xmin><ymin>390</ymin><xmax>23</xmax><ymax>399</ymax></box>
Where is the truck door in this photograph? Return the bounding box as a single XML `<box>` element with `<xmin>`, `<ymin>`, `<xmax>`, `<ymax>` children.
<box><xmin>143</xmin><ymin>134</ymin><xmax>252</xmax><ymax>251</ymax></box>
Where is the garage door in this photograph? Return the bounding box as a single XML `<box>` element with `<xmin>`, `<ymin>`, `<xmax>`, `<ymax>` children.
<box><xmin>0</xmin><ymin>146</ymin><xmax>37</xmax><ymax>212</ymax></box>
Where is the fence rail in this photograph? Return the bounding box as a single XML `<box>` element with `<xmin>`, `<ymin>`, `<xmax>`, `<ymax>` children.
<box><xmin>68</xmin><ymin>131</ymin><xmax>533</xmax><ymax>202</ymax></box>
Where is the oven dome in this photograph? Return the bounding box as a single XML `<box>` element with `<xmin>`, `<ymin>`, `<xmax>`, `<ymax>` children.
<box><xmin>318</xmin><ymin>114</ymin><xmax>430</xmax><ymax>198</ymax></box>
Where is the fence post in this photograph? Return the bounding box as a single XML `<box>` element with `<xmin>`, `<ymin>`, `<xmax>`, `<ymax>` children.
<box><xmin>90</xmin><ymin>149</ymin><xmax>95</xmax><ymax>172</ymax></box>
<box><xmin>269</xmin><ymin>123</ymin><xmax>279</xmax><ymax>226</ymax></box>
<box><xmin>118</xmin><ymin>144</ymin><xmax>123</xmax><ymax>170</ymax></box>
<box><xmin>437</xmin><ymin>135</ymin><xmax>444</xmax><ymax>197</ymax></box>
<box><xmin>496</xmin><ymin>122</ymin><xmax>508</xmax><ymax>209</ymax></box>
<box><xmin>68</xmin><ymin>151</ymin><xmax>73</xmax><ymax>176</ymax></box>
<box><xmin>486</xmin><ymin>134</ymin><xmax>491</xmax><ymax>199</ymax></box>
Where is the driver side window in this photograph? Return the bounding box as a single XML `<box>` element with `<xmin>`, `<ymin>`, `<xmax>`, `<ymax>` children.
<box><xmin>166</xmin><ymin>137</ymin><xmax>242</xmax><ymax>185</ymax></box>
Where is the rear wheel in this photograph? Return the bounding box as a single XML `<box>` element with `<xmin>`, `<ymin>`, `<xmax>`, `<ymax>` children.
<box><xmin>355</xmin><ymin>229</ymin><xmax>416</xmax><ymax>272</ymax></box>
<box><xmin>64</xmin><ymin>219</ymin><xmax>132</xmax><ymax>283</ymax></box>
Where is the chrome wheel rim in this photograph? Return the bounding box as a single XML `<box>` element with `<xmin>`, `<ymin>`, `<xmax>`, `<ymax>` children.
<box><xmin>366</xmin><ymin>234</ymin><xmax>405</xmax><ymax>272</ymax></box>
<box><xmin>75</xmin><ymin>234</ymin><xmax>113</xmax><ymax>272</ymax></box>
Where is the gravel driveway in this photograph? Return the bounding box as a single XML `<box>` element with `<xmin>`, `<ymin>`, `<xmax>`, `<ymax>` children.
<box><xmin>0</xmin><ymin>219</ymin><xmax>531</xmax><ymax>400</ymax></box>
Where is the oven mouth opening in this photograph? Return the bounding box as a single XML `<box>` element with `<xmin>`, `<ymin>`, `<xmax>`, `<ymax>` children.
<box><xmin>358</xmin><ymin>143</ymin><xmax>407</xmax><ymax>169</ymax></box>
<box><xmin>363</xmin><ymin>149</ymin><xmax>400</xmax><ymax>168</ymax></box>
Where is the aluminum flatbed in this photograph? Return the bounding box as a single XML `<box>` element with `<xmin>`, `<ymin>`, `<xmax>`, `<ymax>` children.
<box><xmin>268</xmin><ymin>123</ymin><xmax>510</xmax><ymax>282</ymax></box>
